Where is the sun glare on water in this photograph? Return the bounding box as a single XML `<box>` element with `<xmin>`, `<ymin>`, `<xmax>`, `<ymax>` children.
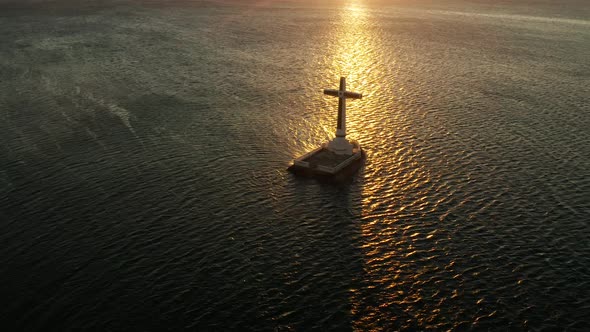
<box><xmin>318</xmin><ymin>1</ymin><xmax>439</xmax><ymax>329</ymax></box>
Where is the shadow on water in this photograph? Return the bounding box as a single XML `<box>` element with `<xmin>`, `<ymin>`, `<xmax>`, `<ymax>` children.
<box><xmin>268</xmin><ymin>171</ymin><xmax>366</xmax><ymax>331</ymax></box>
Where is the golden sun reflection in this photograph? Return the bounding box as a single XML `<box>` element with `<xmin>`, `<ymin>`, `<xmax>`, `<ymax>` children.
<box><xmin>322</xmin><ymin>1</ymin><xmax>403</xmax><ymax>330</ymax></box>
<box><xmin>322</xmin><ymin>1</ymin><xmax>437</xmax><ymax>330</ymax></box>
<box><xmin>344</xmin><ymin>1</ymin><xmax>368</xmax><ymax>19</ymax></box>
<box><xmin>315</xmin><ymin>1</ymin><xmax>450</xmax><ymax>329</ymax></box>
<box><xmin>330</xmin><ymin>2</ymin><xmax>370</xmax><ymax>82</ymax></box>
<box><xmin>323</xmin><ymin>0</ymin><xmax>381</xmax><ymax>144</ymax></box>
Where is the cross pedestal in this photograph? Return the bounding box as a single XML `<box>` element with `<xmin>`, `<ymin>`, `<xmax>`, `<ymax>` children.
<box><xmin>323</xmin><ymin>77</ymin><xmax>362</xmax><ymax>155</ymax></box>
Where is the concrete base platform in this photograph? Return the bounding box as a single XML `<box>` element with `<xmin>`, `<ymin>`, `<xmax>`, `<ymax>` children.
<box><xmin>287</xmin><ymin>141</ymin><xmax>365</xmax><ymax>182</ymax></box>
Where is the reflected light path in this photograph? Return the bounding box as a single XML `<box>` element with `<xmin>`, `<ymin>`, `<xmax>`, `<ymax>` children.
<box><xmin>324</xmin><ymin>1</ymin><xmax>413</xmax><ymax>329</ymax></box>
<box><xmin>322</xmin><ymin>0</ymin><xmax>381</xmax><ymax>144</ymax></box>
<box><xmin>308</xmin><ymin>0</ymin><xmax>508</xmax><ymax>329</ymax></box>
<box><xmin>321</xmin><ymin>1</ymin><xmax>451</xmax><ymax>330</ymax></box>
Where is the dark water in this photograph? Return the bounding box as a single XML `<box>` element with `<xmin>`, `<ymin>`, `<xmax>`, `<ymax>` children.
<box><xmin>1</xmin><ymin>0</ymin><xmax>589</xmax><ymax>330</ymax></box>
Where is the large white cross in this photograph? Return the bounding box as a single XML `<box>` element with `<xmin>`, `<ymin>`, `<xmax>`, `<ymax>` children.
<box><xmin>323</xmin><ymin>77</ymin><xmax>362</xmax><ymax>139</ymax></box>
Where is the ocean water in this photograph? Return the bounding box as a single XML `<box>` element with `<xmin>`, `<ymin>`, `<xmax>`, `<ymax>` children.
<box><xmin>1</xmin><ymin>0</ymin><xmax>589</xmax><ymax>330</ymax></box>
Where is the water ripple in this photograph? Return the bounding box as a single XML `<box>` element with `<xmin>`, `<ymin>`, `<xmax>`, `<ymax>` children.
<box><xmin>1</xmin><ymin>1</ymin><xmax>589</xmax><ymax>331</ymax></box>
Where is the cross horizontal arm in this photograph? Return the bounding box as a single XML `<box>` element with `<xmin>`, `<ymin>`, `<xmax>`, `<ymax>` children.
<box><xmin>344</xmin><ymin>91</ymin><xmax>362</xmax><ymax>99</ymax></box>
<box><xmin>323</xmin><ymin>89</ymin><xmax>363</xmax><ymax>99</ymax></box>
<box><xmin>323</xmin><ymin>89</ymin><xmax>340</xmax><ymax>97</ymax></box>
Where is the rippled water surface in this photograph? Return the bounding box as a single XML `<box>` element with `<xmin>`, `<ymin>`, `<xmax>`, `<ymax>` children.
<box><xmin>1</xmin><ymin>0</ymin><xmax>589</xmax><ymax>330</ymax></box>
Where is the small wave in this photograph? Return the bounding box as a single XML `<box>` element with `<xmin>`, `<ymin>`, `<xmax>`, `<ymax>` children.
<box><xmin>428</xmin><ymin>9</ymin><xmax>590</xmax><ymax>27</ymax></box>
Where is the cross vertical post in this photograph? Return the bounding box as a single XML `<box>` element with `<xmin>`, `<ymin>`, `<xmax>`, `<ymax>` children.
<box><xmin>323</xmin><ymin>77</ymin><xmax>362</xmax><ymax>154</ymax></box>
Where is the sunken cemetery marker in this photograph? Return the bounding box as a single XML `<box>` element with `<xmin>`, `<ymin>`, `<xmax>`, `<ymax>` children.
<box><xmin>288</xmin><ymin>77</ymin><xmax>365</xmax><ymax>181</ymax></box>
